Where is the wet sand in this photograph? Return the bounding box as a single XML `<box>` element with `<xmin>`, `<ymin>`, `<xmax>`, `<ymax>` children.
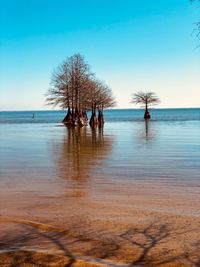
<box><xmin>1</xmin><ymin>179</ymin><xmax>200</xmax><ymax>266</ymax></box>
<box><xmin>0</xmin><ymin>122</ymin><xmax>200</xmax><ymax>266</ymax></box>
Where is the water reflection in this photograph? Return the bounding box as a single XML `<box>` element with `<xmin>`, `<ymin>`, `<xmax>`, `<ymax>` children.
<box><xmin>137</xmin><ymin>121</ymin><xmax>157</xmax><ymax>143</ymax></box>
<box><xmin>53</xmin><ymin>126</ymin><xmax>114</xmax><ymax>186</ymax></box>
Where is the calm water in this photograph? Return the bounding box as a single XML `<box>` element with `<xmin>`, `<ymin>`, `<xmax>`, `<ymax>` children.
<box><xmin>0</xmin><ymin>108</ymin><xmax>200</xmax><ymax>123</ymax></box>
<box><xmin>0</xmin><ymin>109</ymin><xmax>200</xmax><ymax>266</ymax></box>
<box><xmin>0</xmin><ymin>109</ymin><xmax>200</xmax><ymax>187</ymax></box>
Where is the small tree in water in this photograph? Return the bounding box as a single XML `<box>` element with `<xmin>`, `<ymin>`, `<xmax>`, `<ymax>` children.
<box><xmin>131</xmin><ymin>91</ymin><xmax>160</xmax><ymax>119</ymax></box>
<box><xmin>46</xmin><ymin>53</ymin><xmax>115</xmax><ymax>127</ymax></box>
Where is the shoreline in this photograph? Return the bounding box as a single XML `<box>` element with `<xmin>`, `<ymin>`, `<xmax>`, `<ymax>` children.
<box><xmin>1</xmin><ymin>178</ymin><xmax>200</xmax><ymax>267</ymax></box>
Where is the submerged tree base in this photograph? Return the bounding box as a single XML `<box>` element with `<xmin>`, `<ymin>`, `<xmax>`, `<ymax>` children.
<box><xmin>144</xmin><ymin>111</ymin><xmax>151</xmax><ymax>120</ymax></box>
<box><xmin>98</xmin><ymin>110</ymin><xmax>104</xmax><ymax>128</ymax></box>
<box><xmin>63</xmin><ymin>110</ymin><xmax>88</xmax><ymax>128</ymax></box>
<box><xmin>89</xmin><ymin>112</ymin><xmax>98</xmax><ymax>128</ymax></box>
<box><xmin>63</xmin><ymin>109</ymin><xmax>106</xmax><ymax>128</ymax></box>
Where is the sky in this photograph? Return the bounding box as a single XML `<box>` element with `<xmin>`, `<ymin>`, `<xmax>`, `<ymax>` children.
<box><xmin>0</xmin><ymin>0</ymin><xmax>199</xmax><ymax>110</ymax></box>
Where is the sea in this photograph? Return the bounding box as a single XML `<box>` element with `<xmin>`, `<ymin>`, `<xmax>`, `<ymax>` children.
<box><xmin>0</xmin><ymin>108</ymin><xmax>200</xmax><ymax>187</ymax></box>
<box><xmin>0</xmin><ymin>108</ymin><xmax>200</xmax><ymax>123</ymax></box>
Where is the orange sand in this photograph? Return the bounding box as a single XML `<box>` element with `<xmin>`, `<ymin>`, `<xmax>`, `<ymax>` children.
<box><xmin>0</xmin><ymin>178</ymin><xmax>200</xmax><ymax>266</ymax></box>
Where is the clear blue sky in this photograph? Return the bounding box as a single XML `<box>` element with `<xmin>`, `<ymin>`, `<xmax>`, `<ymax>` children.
<box><xmin>0</xmin><ymin>0</ymin><xmax>199</xmax><ymax>110</ymax></box>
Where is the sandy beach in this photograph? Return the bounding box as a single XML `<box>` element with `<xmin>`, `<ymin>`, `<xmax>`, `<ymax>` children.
<box><xmin>1</xmin><ymin>177</ymin><xmax>200</xmax><ymax>267</ymax></box>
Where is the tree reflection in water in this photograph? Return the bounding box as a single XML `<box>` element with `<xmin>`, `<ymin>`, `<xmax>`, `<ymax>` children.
<box><xmin>52</xmin><ymin>126</ymin><xmax>114</xmax><ymax>197</ymax></box>
<box><xmin>137</xmin><ymin>120</ymin><xmax>157</xmax><ymax>143</ymax></box>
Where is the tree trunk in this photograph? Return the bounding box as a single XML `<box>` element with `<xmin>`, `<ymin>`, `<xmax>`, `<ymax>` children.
<box><xmin>63</xmin><ymin>108</ymin><xmax>73</xmax><ymax>125</ymax></box>
<box><xmin>89</xmin><ymin>110</ymin><xmax>98</xmax><ymax>128</ymax></box>
<box><xmin>82</xmin><ymin>110</ymin><xmax>88</xmax><ymax>125</ymax></box>
<box><xmin>63</xmin><ymin>107</ymin><xmax>89</xmax><ymax>128</ymax></box>
<box><xmin>74</xmin><ymin>108</ymin><xmax>86</xmax><ymax>127</ymax></box>
<box><xmin>144</xmin><ymin>110</ymin><xmax>151</xmax><ymax>120</ymax></box>
<box><xmin>77</xmin><ymin>112</ymin><xmax>85</xmax><ymax>127</ymax></box>
<box><xmin>74</xmin><ymin>108</ymin><xmax>79</xmax><ymax>126</ymax></box>
<box><xmin>144</xmin><ymin>102</ymin><xmax>151</xmax><ymax>120</ymax></box>
<box><xmin>98</xmin><ymin>109</ymin><xmax>104</xmax><ymax>128</ymax></box>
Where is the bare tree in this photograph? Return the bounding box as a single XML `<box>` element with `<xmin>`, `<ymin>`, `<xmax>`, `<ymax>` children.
<box><xmin>96</xmin><ymin>82</ymin><xmax>116</xmax><ymax>127</ymax></box>
<box><xmin>190</xmin><ymin>0</ymin><xmax>200</xmax><ymax>41</ymax></box>
<box><xmin>131</xmin><ymin>91</ymin><xmax>160</xmax><ymax>120</ymax></box>
<box><xmin>46</xmin><ymin>53</ymin><xmax>115</xmax><ymax>127</ymax></box>
<box><xmin>86</xmin><ymin>79</ymin><xmax>116</xmax><ymax>128</ymax></box>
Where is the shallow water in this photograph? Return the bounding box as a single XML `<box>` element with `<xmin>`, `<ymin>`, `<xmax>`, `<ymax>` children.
<box><xmin>0</xmin><ymin>119</ymin><xmax>200</xmax><ymax>187</ymax></box>
<box><xmin>0</xmin><ymin>110</ymin><xmax>200</xmax><ymax>266</ymax></box>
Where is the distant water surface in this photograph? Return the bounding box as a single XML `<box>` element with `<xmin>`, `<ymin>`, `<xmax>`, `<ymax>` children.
<box><xmin>0</xmin><ymin>108</ymin><xmax>200</xmax><ymax>123</ymax></box>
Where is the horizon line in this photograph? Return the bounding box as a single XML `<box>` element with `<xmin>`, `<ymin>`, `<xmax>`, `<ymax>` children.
<box><xmin>0</xmin><ymin>107</ymin><xmax>200</xmax><ymax>112</ymax></box>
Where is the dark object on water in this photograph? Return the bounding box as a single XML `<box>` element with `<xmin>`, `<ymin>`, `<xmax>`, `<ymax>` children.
<box><xmin>144</xmin><ymin>110</ymin><xmax>151</xmax><ymax>120</ymax></box>
<box><xmin>32</xmin><ymin>113</ymin><xmax>35</xmax><ymax>119</ymax></box>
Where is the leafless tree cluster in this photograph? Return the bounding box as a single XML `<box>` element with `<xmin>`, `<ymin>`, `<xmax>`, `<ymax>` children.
<box><xmin>46</xmin><ymin>53</ymin><xmax>115</xmax><ymax>127</ymax></box>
